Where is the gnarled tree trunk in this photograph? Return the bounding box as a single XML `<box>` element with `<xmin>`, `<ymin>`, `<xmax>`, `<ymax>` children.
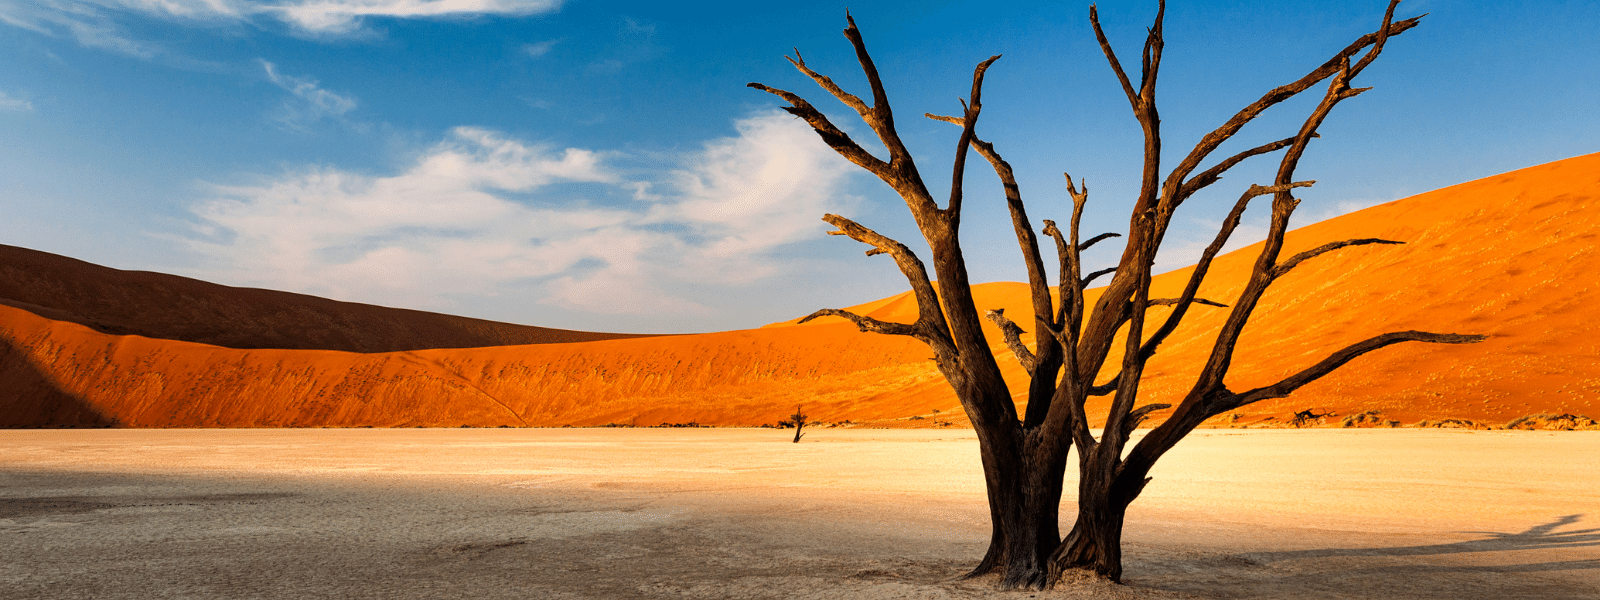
<box><xmin>750</xmin><ymin>1</ymin><xmax>1483</xmax><ymax>588</ymax></box>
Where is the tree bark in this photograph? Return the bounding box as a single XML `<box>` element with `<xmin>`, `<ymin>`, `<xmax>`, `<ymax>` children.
<box><xmin>966</xmin><ymin>433</ymin><xmax>1069</xmax><ymax>589</ymax></box>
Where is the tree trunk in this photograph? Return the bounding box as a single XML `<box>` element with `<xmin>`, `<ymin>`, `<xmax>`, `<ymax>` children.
<box><xmin>965</xmin><ymin>434</ymin><xmax>1069</xmax><ymax>589</ymax></box>
<box><xmin>1051</xmin><ymin>458</ymin><xmax>1148</xmax><ymax>582</ymax></box>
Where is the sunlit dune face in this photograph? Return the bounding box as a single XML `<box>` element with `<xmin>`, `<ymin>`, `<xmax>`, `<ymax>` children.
<box><xmin>1</xmin><ymin>153</ymin><xmax>1597</xmax><ymax>429</ymax></box>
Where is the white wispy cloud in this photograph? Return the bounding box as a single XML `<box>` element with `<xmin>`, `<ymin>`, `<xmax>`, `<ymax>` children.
<box><xmin>266</xmin><ymin>0</ymin><xmax>563</xmax><ymax>34</ymax></box>
<box><xmin>521</xmin><ymin>38</ymin><xmax>556</xmax><ymax>57</ymax></box>
<box><xmin>260</xmin><ymin>59</ymin><xmax>356</xmax><ymax>126</ymax></box>
<box><xmin>184</xmin><ymin>111</ymin><xmax>857</xmax><ymax>318</ymax></box>
<box><xmin>0</xmin><ymin>90</ymin><xmax>34</xmax><ymax>111</ymax></box>
<box><xmin>0</xmin><ymin>1</ymin><xmax>158</xmax><ymax>58</ymax></box>
<box><xmin>0</xmin><ymin>0</ymin><xmax>564</xmax><ymax>55</ymax></box>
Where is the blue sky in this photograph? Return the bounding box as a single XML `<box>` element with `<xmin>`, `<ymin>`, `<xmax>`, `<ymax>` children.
<box><xmin>1</xmin><ymin>0</ymin><xmax>1596</xmax><ymax>334</ymax></box>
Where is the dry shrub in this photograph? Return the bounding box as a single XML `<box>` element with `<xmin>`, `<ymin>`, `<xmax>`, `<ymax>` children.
<box><xmin>1340</xmin><ymin>410</ymin><xmax>1387</xmax><ymax>428</ymax></box>
<box><xmin>1504</xmin><ymin>413</ymin><xmax>1600</xmax><ymax>431</ymax></box>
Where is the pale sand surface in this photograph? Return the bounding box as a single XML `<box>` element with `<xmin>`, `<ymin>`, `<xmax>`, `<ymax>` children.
<box><xmin>2</xmin><ymin>428</ymin><xmax>1596</xmax><ymax>599</ymax></box>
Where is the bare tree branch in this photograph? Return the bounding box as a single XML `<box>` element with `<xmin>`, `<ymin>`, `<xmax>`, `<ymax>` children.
<box><xmin>1090</xmin><ymin>5</ymin><xmax>1139</xmax><ymax>109</ymax></box>
<box><xmin>927</xmin><ymin>111</ymin><xmax>1064</xmax><ymax>425</ymax></box>
<box><xmin>946</xmin><ymin>56</ymin><xmax>1003</xmax><ymax>221</ymax></box>
<box><xmin>1083</xmin><ymin>267</ymin><xmax>1117</xmax><ymax>287</ymax></box>
<box><xmin>1079</xmin><ymin>232</ymin><xmax>1122</xmax><ymax>252</ymax></box>
<box><xmin>799</xmin><ymin>308</ymin><xmax>921</xmax><ymax>337</ymax></box>
<box><xmin>1158</xmin><ymin>8</ymin><xmax>1421</xmax><ymax>203</ymax></box>
<box><xmin>1119</xmin><ymin>402</ymin><xmax>1171</xmax><ymax>445</ymax></box>
<box><xmin>1272</xmin><ymin>238</ymin><xmax>1403</xmax><ymax>279</ymax></box>
<box><xmin>986</xmin><ymin>309</ymin><xmax>1037</xmax><ymax>373</ymax></box>
<box><xmin>819</xmin><ymin>214</ymin><xmax>954</xmax><ymax>352</ymax></box>
<box><xmin>784</xmin><ymin>48</ymin><xmax>872</xmax><ymax>118</ymax></box>
<box><xmin>1174</xmin><ymin>134</ymin><xmax>1309</xmax><ymax>207</ymax></box>
<box><xmin>1088</xmin><ymin>379</ymin><xmax>1119</xmax><ymax>397</ymax></box>
<box><xmin>747</xmin><ymin>83</ymin><xmax>892</xmax><ymax>179</ymax></box>
<box><xmin>1137</xmin><ymin>0</ymin><xmax>1166</xmax><ymax>100</ymax></box>
<box><xmin>924</xmin><ymin>111</ymin><xmax>1054</xmax><ymax>334</ymax></box>
<box><xmin>1218</xmin><ymin>331</ymin><xmax>1488</xmax><ymax>414</ymax></box>
<box><xmin>1348</xmin><ymin>1</ymin><xmax>1402</xmax><ymax>77</ymax></box>
<box><xmin>1141</xmin><ymin>181</ymin><xmax>1311</xmax><ymax>361</ymax></box>
<box><xmin>840</xmin><ymin>14</ymin><xmax>927</xmax><ymax>191</ymax></box>
<box><xmin>1149</xmin><ymin>298</ymin><xmax>1227</xmax><ymax>308</ymax></box>
<box><xmin>1060</xmin><ymin>174</ymin><xmax>1093</xmax><ymax>376</ymax></box>
<box><xmin>1188</xmin><ymin>2</ymin><xmax>1416</xmax><ymax>407</ymax></box>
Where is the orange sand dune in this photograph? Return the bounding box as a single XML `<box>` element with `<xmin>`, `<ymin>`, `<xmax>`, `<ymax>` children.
<box><xmin>0</xmin><ymin>244</ymin><xmax>653</xmax><ymax>352</ymax></box>
<box><xmin>2</xmin><ymin>153</ymin><xmax>1597</xmax><ymax>428</ymax></box>
<box><xmin>0</xmin><ymin>304</ymin><xmax>944</xmax><ymax>427</ymax></box>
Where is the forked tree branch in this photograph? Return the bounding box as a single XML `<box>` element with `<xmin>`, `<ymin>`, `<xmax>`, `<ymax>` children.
<box><xmin>1141</xmin><ymin>181</ymin><xmax>1312</xmax><ymax>361</ymax></box>
<box><xmin>842</xmin><ymin>15</ymin><xmax>894</xmax><ymax>137</ymax></box>
<box><xmin>1190</xmin><ymin>1</ymin><xmax>1413</xmax><ymax>407</ymax></box>
<box><xmin>926</xmin><ymin>112</ymin><xmax>1055</xmax><ymax>334</ymax></box>
<box><xmin>945</xmin><ymin>56</ymin><xmax>1003</xmax><ymax>221</ymax></box>
<box><xmin>1158</xmin><ymin>1</ymin><xmax>1420</xmax><ymax>214</ymax></box>
<box><xmin>928</xmin><ymin>115</ymin><xmax>1064</xmax><ymax>425</ymax></box>
<box><xmin>819</xmin><ymin>213</ymin><xmax>954</xmax><ymax>353</ymax></box>
<box><xmin>1137</xmin><ymin>0</ymin><xmax>1166</xmax><ymax>101</ymax></box>
<box><xmin>1174</xmin><ymin>134</ymin><xmax>1309</xmax><ymax>209</ymax></box>
<box><xmin>1349</xmin><ymin>0</ymin><xmax>1403</xmax><ymax>77</ymax></box>
<box><xmin>784</xmin><ymin>48</ymin><xmax>872</xmax><ymax>118</ymax></box>
<box><xmin>747</xmin><ymin>82</ymin><xmax>892</xmax><ymax>179</ymax></box>
<box><xmin>752</xmin><ymin>15</ymin><xmax>942</xmax><ymax>219</ymax></box>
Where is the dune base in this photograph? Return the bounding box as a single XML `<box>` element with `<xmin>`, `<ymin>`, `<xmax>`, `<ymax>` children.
<box><xmin>2</xmin><ymin>429</ymin><xmax>1595</xmax><ymax>599</ymax></box>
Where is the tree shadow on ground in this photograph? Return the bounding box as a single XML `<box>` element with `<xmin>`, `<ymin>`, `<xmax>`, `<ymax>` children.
<box><xmin>1125</xmin><ymin>515</ymin><xmax>1600</xmax><ymax>599</ymax></box>
<box><xmin>1244</xmin><ymin>514</ymin><xmax>1600</xmax><ymax>572</ymax></box>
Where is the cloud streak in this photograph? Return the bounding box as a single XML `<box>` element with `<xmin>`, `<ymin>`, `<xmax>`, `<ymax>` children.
<box><xmin>260</xmin><ymin>60</ymin><xmax>356</xmax><ymax>126</ymax></box>
<box><xmin>0</xmin><ymin>0</ymin><xmax>565</xmax><ymax>56</ymax></box>
<box><xmin>184</xmin><ymin>111</ymin><xmax>857</xmax><ymax>322</ymax></box>
<box><xmin>266</xmin><ymin>0</ymin><xmax>563</xmax><ymax>34</ymax></box>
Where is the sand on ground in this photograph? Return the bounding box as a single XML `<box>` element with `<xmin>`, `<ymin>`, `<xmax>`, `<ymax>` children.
<box><xmin>1</xmin><ymin>428</ymin><xmax>1596</xmax><ymax>599</ymax></box>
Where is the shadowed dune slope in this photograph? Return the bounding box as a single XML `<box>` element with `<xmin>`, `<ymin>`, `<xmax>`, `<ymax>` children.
<box><xmin>2</xmin><ymin>153</ymin><xmax>1597</xmax><ymax>428</ymax></box>
<box><xmin>0</xmin><ymin>244</ymin><xmax>654</xmax><ymax>353</ymax></box>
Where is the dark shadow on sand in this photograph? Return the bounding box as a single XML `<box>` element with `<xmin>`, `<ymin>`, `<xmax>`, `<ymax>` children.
<box><xmin>0</xmin><ymin>335</ymin><xmax>118</xmax><ymax>428</ymax></box>
<box><xmin>1242</xmin><ymin>513</ymin><xmax>1600</xmax><ymax>574</ymax></box>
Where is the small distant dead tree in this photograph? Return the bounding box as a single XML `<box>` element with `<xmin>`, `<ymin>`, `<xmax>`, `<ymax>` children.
<box><xmin>751</xmin><ymin>0</ymin><xmax>1484</xmax><ymax>588</ymax></box>
<box><xmin>1290</xmin><ymin>409</ymin><xmax>1332</xmax><ymax>427</ymax></box>
<box><xmin>791</xmin><ymin>405</ymin><xmax>809</xmax><ymax>443</ymax></box>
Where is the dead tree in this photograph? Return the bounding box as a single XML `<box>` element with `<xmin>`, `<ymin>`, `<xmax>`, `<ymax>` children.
<box><xmin>791</xmin><ymin>404</ymin><xmax>809</xmax><ymax>442</ymax></box>
<box><xmin>751</xmin><ymin>1</ymin><xmax>1485</xmax><ymax>588</ymax></box>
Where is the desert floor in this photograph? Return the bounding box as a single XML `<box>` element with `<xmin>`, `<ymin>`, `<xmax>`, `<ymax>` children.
<box><xmin>2</xmin><ymin>428</ymin><xmax>1596</xmax><ymax>599</ymax></box>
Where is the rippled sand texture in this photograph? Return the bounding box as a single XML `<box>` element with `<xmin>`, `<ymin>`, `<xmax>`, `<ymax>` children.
<box><xmin>2</xmin><ymin>429</ymin><xmax>1596</xmax><ymax>599</ymax></box>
